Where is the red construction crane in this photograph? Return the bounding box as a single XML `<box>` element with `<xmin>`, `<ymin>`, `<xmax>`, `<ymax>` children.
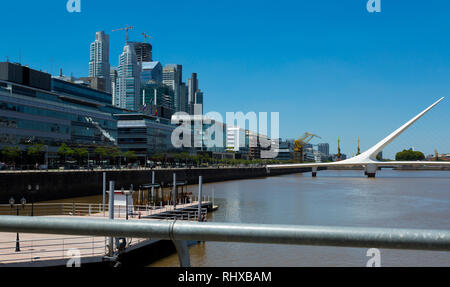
<box><xmin>112</xmin><ymin>25</ymin><xmax>134</xmax><ymax>43</ymax></box>
<box><xmin>141</xmin><ymin>32</ymin><xmax>152</xmax><ymax>43</ymax></box>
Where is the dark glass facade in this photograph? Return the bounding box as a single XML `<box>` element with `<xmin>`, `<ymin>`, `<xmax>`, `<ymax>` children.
<box><xmin>0</xmin><ymin>77</ymin><xmax>119</xmax><ymax>147</ymax></box>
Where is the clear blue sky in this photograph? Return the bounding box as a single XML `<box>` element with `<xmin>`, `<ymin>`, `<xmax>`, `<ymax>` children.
<box><xmin>1</xmin><ymin>0</ymin><xmax>450</xmax><ymax>158</ymax></box>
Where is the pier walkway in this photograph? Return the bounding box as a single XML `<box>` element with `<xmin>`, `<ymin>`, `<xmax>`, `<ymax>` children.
<box><xmin>0</xmin><ymin>201</ymin><xmax>213</xmax><ymax>266</ymax></box>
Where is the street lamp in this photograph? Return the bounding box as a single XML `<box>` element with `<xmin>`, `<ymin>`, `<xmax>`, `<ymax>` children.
<box><xmin>28</xmin><ymin>184</ymin><xmax>39</xmax><ymax>216</ymax></box>
<box><xmin>9</xmin><ymin>196</ymin><xmax>26</xmax><ymax>252</ymax></box>
<box><xmin>123</xmin><ymin>184</ymin><xmax>133</xmax><ymax>220</ymax></box>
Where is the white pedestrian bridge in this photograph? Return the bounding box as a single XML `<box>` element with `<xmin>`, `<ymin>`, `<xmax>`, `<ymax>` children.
<box><xmin>268</xmin><ymin>97</ymin><xmax>450</xmax><ymax>177</ymax></box>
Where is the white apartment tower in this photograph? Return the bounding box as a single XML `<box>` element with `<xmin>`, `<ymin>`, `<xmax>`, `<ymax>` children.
<box><xmin>89</xmin><ymin>31</ymin><xmax>111</xmax><ymax>93</ymax></box>
<box><xmin>116</xmin><ymin>43</ymin><xmax>141</xmax><ymax>111</ymax></box>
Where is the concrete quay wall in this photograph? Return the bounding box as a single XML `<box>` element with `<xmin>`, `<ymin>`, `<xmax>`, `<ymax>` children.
<box><xmin>0</xmin><ymin>166</ymin><xmax>313</xmax><ymax>203</ymax></box>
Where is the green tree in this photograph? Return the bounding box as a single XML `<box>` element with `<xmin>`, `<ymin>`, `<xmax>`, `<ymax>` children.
<box><xmin>94</xmin><ymin>146</ymin><xmax>107</xmax><ymax>165</ymax></box>
<box><xmin>27</xmin><ymin>144</ymin><xmax>45</xmax><ymax>163</ymax></box>
<box><xmin>73</xmin><ymin>147</ymin><xmax>89</xmax><ymax>165</ymax></box>
<box><xmin>395</xmin><ymin>149</ymin><xmax>425</xmax><ymax>161</ymax></box>
<box><xmin>2</xmin><ymin>146</ymin><xmax>21</xmax><ymax>163</ymax></box>
<box><xmin>58</xmin><ymin>143</ymin><xmax>74</xmax><ymax>164</ymax></box>
<box><xmin>122</xmin><ymin>150</ymin><xmax>137</xmax><ymax>164</ymax></box>
<box><xmin>105</xmin><ymin>146</ymin><xmax>122</xmax><ymax>166</ymax></box>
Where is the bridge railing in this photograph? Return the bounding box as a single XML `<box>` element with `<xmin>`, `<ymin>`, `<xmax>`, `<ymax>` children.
<box><xmin>0</xmin><ymin>216</ymin><xmax>448</xmax><ymax>267</ymax></box>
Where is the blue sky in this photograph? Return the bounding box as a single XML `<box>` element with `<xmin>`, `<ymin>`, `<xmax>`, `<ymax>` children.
<box><xmin>1</xmin><ymin>0</ymin><xmax>450</xmax><ymax>158</ymax></box>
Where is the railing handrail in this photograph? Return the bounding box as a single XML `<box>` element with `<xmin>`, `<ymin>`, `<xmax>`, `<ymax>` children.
<box><xmin>0</xmin><ymin>216</ymin><xmax>448</xmax><ymax>252</ymax></box>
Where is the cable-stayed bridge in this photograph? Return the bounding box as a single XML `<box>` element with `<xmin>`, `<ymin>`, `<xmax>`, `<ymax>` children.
<box><xmin>268</xmin><ymin>97</ymin><xmax>450</xmax><ymax>177</ymax></box>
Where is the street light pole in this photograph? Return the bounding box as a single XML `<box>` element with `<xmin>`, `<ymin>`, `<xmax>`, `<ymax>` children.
<box><xmin>10</xmin><ymin>197</ymin><xmax>26</xmax><ymax>252</ymax></box>
<box><xmin>15</xmin><ymin>205</ymin><xmax>20</xmax><ymax>252</ymax></box>
<box><xmin>28</xmin><ymin>184</ymin><xmax>39</xmax><ymax>217</ymax></box>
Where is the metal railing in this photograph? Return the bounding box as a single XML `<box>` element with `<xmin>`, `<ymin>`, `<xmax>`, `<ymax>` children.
<box><xmin>0</xmin><ymin>216</ymin><xmax>448</xmax><ymax>266</ymax></box>
<box><xmin>0</xmin><ymin>201</ymin><xmax>209</xmax><ymax>220</ymax></box>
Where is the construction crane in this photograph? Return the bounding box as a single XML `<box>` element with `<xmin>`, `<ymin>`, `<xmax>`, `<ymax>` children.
<box><xmin>293</xmin><ymin>132</ymin><xmax>321</xmax><ymax>163</ymax></box>
<box><xmin>112</xmin><ymin>25</ymin><xmax>134</xmax><ymax>43</ymax></box>
<box><xmin>141</xmin><ymin>32</ymin><xmax>152</xmax><ymax>43</ymax></box>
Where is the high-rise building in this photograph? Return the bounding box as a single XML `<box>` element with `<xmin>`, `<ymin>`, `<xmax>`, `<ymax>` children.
<box><xmin>318</xmin><ymin>143</ymin><xmax>330</xmax><ymax>156</ymax></box>
<box><xmin>131</xmin><ymin>42</ymin><xmax>152</xmax><ymax>63</ymax></box>
<box><xmin>194</xmin><ymin>90</ymin><xmax>203</xmax><ymax>114</ymax></box>
<box><xmin>179</xmin><ymin>82</ymin><xmax>189</xmax><ymax>113</ymax></box>
<box><xmin>187</xmin><ymin>73</ymin><xmax>198</xmax><ymax>114</ymax></box>
<box><xmin>89</xmin><ymin>31</ymin><xmax>111</xmax><ymax>93</ymax></box>
<box><xmin>141</xmin><ymin>80</ymin><xmax>174</xmax><ymax>119</ymax></box>
<box><xmin>116</xmin><ymin>43</ymin><xmax>141</xmax><ymax>111</ymax></box>
<box><xmin>110</xmin><ymin>67</ymin><xmax>118</xmax><ymax>106</ymax></box>
<box><xmin>141</xmin><ymin>61</ymin><xmax>162</xmax><ymax>83</ymax></box>
<box><xmin>162</xmin><ymin>64</ymin><xmax>182</xmax><ymax>112</ymax></box>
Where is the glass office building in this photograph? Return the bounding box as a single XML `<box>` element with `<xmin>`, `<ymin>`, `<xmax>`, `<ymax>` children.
<box><xmin>0</xmin><ymin>62</ymin><xmax>119</xmax><ymax>148</ymax></box>
<box><xmin>116</xmin><ymin>113</ymin><xmax>176</xmax><ymax>157</ymax></box>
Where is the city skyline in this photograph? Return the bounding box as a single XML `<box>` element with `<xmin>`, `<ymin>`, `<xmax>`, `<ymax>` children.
<box><xmin>1</xmin><ymin>1</ymin><xmax>449</xmax><ymax>158</ymax></box>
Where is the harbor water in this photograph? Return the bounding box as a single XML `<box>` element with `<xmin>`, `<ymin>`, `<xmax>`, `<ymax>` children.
<box><xmin>148</xmin><ymin>169</ymin><xmax>450</xmax><ymax>267</ymax></box>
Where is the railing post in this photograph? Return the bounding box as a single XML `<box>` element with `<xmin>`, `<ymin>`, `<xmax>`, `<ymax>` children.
<box><xmin>108</xmin><ymin>181</ymin><xmax>115</xmax><ymax>256</ymax></box>
<box><xmin>173</xmin><ymin>173</ymin><xmax>177</xmax><ymax>210</ymax></box>
<box><xmin>102</xmin><ymin>172</ymin><xmax>106</xmax><ymax>215</ymax></box>
<box><xmin>172</xmin><ymin>240</ymin><xmax>191</xmax><ymax>267</ymax></box>
<box><xmin>198</xmin><ymin>176</ymin><xmax>203</xmax><ymax>222</ymax></box>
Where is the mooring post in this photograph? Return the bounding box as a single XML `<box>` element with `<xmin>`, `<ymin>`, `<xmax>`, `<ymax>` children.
<box><xmin>108</xmin><ymin>181</ymin><xmax>115</xmax><ymax>256</ymax></box>
<box><xmin>198</xmin><ymin>176</ymin><xmax>203</xmax><ymax>222</ymax></box>
<box><xmin>173</xmin><ymin>173</ymin><xmax>177</xmax><ymax>210</ymax></box>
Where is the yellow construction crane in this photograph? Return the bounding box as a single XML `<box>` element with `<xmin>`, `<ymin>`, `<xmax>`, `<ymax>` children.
<box><xmin>293</xmin><ymin>132</ymin><xmax>321</xmax><ymax>163</ymax></box>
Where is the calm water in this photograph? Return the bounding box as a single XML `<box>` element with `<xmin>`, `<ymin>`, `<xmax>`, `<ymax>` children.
<box><xmin>145</xmin><ymin>169</ymin><xmax>450</xmax><ymax>267</ymax></box>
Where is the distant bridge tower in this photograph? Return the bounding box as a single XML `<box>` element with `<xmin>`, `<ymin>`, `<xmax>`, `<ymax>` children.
<box><xmin>337</xmin><ymin>137</ymin><xmax>342</xmax><ymax>161</ymax></box>
<box><xmin>356</xmin><ymin>137</ymin><xmax>361</xmax><ymax>156</ymax></box>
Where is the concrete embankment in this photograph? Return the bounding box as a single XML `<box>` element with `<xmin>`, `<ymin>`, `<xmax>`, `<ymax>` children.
<box><xmin>0</xmin><ymin>166</ymin><xmax>312</xmax><ymax>203</ymax></box>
